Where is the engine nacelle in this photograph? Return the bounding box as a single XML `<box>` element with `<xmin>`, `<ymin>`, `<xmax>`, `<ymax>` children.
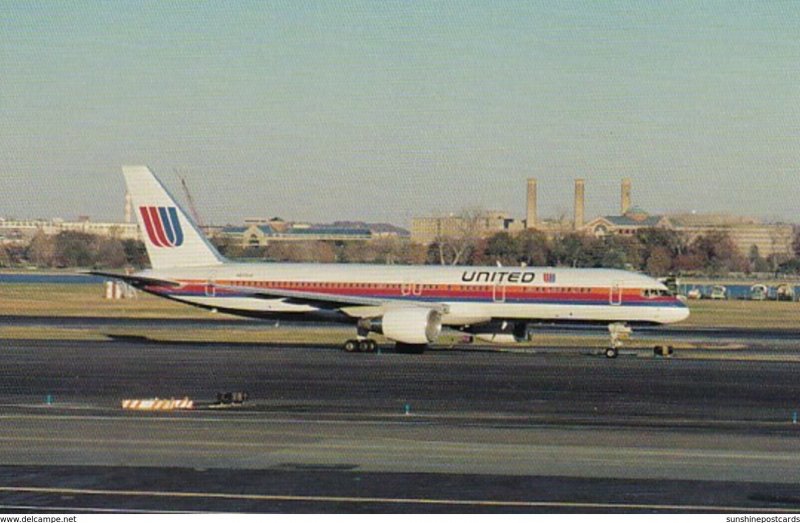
<box><xmin>363</xmin><ymin>308</ymin><xmax>442</xmax><ymax>345</ymax></box>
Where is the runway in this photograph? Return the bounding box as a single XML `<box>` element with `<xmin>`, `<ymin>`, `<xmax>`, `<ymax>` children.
<box><xmin>4</xmin><ymin>314</ymin><xmax>800</xmax><ymax>343</ymax></box>
<box><xmin>2</xmin><ymin>333</ymin><xmax>800</xmax><ymax>512</ymax></box>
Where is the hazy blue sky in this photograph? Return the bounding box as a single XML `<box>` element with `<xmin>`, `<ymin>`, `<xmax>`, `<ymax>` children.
<box><xmin>1</xmin><ymin>1</ymin><xmax>798</xmax><ymax>225</ymax></box>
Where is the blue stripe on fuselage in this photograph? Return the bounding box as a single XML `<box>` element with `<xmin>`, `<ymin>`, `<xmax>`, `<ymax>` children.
<box><xmin>156</xmin><ymin>290</ymin><xmax>687</xmax><ymax>308</ymax></box>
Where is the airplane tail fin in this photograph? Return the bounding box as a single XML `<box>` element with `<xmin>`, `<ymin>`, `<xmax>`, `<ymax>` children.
<box><xmin>122</xmin><ymin>165</ymin><xmax>224</xmax><ymax>269</ymax></box>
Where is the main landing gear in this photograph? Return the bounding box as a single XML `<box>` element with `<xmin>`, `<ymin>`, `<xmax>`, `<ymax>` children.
<box><xmin>341</xmin><ymin>339</ymin><xmax>426</xmax><ymax>354</ymax></box>
<box><xmin>606</xmin><ymin>322</ymin><xmax>632</xmax><ymax>359</ymax></box>
<box><xmin>343</xmin><ymin>338</ymin><xmax>378</xmax><ymax>353</ymax></box>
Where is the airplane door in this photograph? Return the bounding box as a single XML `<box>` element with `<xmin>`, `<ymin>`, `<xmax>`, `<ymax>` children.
<box><xmin>609</xmin><ymin>281</ymin><xmax>622</xmax><ymax>305</ymax></box>
<box><xmin>401</xmin><ymin>283</ymin><xmax>423</xmax><ymax>297</ymax></box>
<box><xmin>205</xmin><ymin>277</ymin><xmax>216</xmax><ymax>297</ymax></box>
<box><xmin>493</xmin><ymin>284</ymin><xmax>506</xmax><ymax>303</ymax></box>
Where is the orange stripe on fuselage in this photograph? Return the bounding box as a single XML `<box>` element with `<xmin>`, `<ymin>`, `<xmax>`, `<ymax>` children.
<box><xmin>169</xmin><ymin>279</ymin><xmax>672</xmax><ymax>304</ymax></box>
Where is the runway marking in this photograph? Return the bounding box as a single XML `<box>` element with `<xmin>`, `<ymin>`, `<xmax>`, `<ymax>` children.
<box><xmin>0</xmin><ymin>433</ymin><xmax>797</xmax><ymax>464</ymax></box>
<box><xmin>2</xmin><ymin>412</ymin><xmax>799</xmax><ymax>437</ymax></box>
<box><xmin>2</xmin><ymin>409</ymin><xmax>799</xmax><ymax>425</ymax></box>
<box><xmin>0</xmin><ymin>504</ymin><xmax>210</xmax><ymax>514</ymax></box>
<box><xmin>0</xmin><ymin>435</ymin><xmax>298</xmax><ymax>449</ymax></box>
<box><xmin>0</xmin><ymin>434</ymin><xmax>798</xmax><ymax>464</ymax></box>
<box><xmin>0</xmin><ymin>414</ymin><xmax>441</xmax><ymax>427</ymax></box>
<box><xmin>0</xmin><ymin>486</ymin><xmax>794</xmax><ymax>512</ymax></box>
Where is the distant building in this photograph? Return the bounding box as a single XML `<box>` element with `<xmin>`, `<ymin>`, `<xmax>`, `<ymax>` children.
<box><xmin>244</xmin><ymin>217</ymin><xmax>289</xmax><ymax>232</ymax></box>
<box><xmin>528</xmin><ymin>218</ymin><xmax>576</xmax><ymax>237</ymax></box>
<box><xmin>582</xmin><ymin>207</ymin><xmax>673</xmax><ymax>237</ymax></box>
<box><xmin>0</xmin><ymin>217</ymin><xmax>140</xmax><ymax>244</ymax></box>
<box><xmin>217</xmin><ymin>225</ymin><xmax>250</xmax><ymax>245</ymax></box>
<box><xmin>217</xmin><ymin>219</ymin><xmax>407</xmax><ymax>248</ymax></box>
<box><xmin>411</xmin><ymin>211</ymin><xmax>524</xmax><ymax>246</ymax></box>
<box><xmin>410</xmin><ymin>177</ymin><xmax>798</xmax><ymax>260</ymax></box>
<box><xmin>668</xmin><ymin>214</ymin><xmax>794</xmax><ymax>259</ymax></box>
<box><xmin>582</xmin><ymin>209</ymin><xmax>794</xmax><ymax>259</ymax></box>
<box><xmin>0</xmin><ymin>212</ymin><xmax>407</xmax><ymax>249</ymax></box>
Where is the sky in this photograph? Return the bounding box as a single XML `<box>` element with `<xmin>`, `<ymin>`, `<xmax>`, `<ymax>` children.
<box><xmin>1</xmin><ymin>1</ymin><xmax>798</xmax><ymax>226</ymax></box>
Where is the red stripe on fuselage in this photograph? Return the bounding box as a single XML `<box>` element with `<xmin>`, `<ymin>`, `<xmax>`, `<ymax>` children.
<box><xmin>167</xmin><ymin>280</ymin><xmax>678</xmax><ymax>305</ymax></box>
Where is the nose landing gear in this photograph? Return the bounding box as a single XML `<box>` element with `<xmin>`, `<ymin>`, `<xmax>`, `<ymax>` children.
<box><xmin>606</xmin><ymin>323</ymin><xmax>632</xmax><ymax>359</ymax></box>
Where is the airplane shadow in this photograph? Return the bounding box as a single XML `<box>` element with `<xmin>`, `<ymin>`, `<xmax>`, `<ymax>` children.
<box><xmin>103</xmin><ymin>333</ymin><xmax>342</xmax><ymax>350</ymax></box>
<box><xmin>102</xmin><ymin>333</ymin><xmax>509</xmax><ymax>354</ymax></box>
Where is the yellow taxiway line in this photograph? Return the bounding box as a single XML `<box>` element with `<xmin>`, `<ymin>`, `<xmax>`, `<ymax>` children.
<box><xmin>0</xmin><ymin>486</ymin><xmax>795</xmax><ymax>513</ymax></box>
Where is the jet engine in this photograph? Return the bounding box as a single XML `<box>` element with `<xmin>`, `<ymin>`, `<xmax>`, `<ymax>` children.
<box><xmin>360</xmin><ymin>308</ymin><xmax>442</xmax><ymax>345</ymax></box>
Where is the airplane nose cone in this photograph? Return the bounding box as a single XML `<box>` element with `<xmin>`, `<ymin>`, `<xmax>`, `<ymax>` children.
<box><xmin>679</xmin><ymin>305</ymin><xmax>690</xmax><ymax>322</ymax></box>
<box><xmin>669</xmin><ymin>301</ymin><xmax>690</xmax><ymax>323</ymax></box>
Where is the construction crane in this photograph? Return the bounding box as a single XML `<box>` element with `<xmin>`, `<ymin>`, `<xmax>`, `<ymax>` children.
<box><xmin>174</xmin><ymin>168</ymin><xmax>204</xmax><ymax>229</ymax></box>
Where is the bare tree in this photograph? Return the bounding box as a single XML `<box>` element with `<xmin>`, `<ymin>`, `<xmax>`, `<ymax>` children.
<box><xmin>768</xmin><ymin>227</ymin><xmax>792</xmax><ymax>271</ymax></box>
<box><xmin>26</xmin><ymin>231</ymin><xmax>55</xmax><ymax>267</ymax></box>
<box><xmin>431</xmin><ymin>207</ymin><xmax>486</xmax><ymax>265</ymax></box>
<box><xmin>451</xmin><ymin>207</ymin><xmax>485</xmax><ymax>265</ymax></box>
<box><xmin>432</xmin><ymin>217</ymin><xmax>449</xmax><ymax>265</ymax></box>
<box><xmin>0</xmin><ymin>244</ymin><xmax>11</xmax><ymax>267</ymax></box>
<box><xmin>266</xmin><ymin>241</ymin><xmax>337</xmax><ymax>263</ymax></box>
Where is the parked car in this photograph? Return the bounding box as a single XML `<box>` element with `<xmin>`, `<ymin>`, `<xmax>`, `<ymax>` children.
<box><xmin>749</xmin><ymin>284</ymin><xmax>768</xmax><ymax>301</ymax></box>
<box><xmin>710</xmin><ymin>285</ymin><xmax>727</xmax><ymax>300</ymax></box>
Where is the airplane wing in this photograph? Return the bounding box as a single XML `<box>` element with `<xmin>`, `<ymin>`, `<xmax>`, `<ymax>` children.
<box><xmin>89</xmin><ymin>272</ymin><xmax>448</xmax><ymax>316</ymax></box>
<box><xmin>85</xmin><ymin>271</ymin><xmax>181</xmax><ymax>288</ymax></box>
<box><xmin>222</xmin><ymin>284</ymin><xmax>450</xmax><ymax>315</ymax></box>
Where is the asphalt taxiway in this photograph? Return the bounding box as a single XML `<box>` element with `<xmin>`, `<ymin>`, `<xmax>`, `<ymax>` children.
<box><xmin>2</xmin><ymin>330</ymin><xmax>800</xmax><ymax>512</ymax></box>
<box><xmin>4</xmin><ymin>314</ymin><xmax>800</xmax><ymax>344</ymax></box>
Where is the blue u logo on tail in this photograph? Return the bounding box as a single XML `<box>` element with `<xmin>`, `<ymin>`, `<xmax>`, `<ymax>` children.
<box><xmin>139</xmin><ymin>206</ymin><xmax>184</xmax><ymax>247</ymax></box>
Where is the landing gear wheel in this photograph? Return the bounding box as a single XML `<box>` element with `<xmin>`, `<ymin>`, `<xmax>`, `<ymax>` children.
<box><xmin>358</xmin><ymin>339</ymin><xmax>375</xmax><ymax>353</ymax></box>
<box><xmin>606</xmin><ymin>323</ymin><xmax>630</xmax><ymax>360</ymax></box>
<box><xmin>343</xmin><ymin>339</ymin><xmax>358</xmax><ymax>353</ymax></box>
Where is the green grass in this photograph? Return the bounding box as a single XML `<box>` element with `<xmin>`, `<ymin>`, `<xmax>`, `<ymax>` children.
<box><xmin>0</xmin><ymin>325</ymin><xmax>357</xmax><ymax>344</ymax></box>
<box><xmin>683</xmin><ymin>300</ymin><xmax>799</xmax><ymax>329</ymax></box>
<box><xmin>0</xmin><ymin>284</ymin><xmax>213</xmax><ymax>319</ymax></box>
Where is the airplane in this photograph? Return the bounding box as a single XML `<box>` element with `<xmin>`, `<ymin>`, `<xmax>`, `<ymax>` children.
<box><xmin>92</xmin><ymin>165</ymin><xmax>690</xmax><ymax>358</ymax></box>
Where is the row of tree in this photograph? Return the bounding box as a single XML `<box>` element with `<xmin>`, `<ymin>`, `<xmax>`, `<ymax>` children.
<box><xmin>3</xmin><ymin>227</ymin><xmax>800</xmax><ymax>277</ymax></box>
<box><xmin>212</xmin><ymin>236</ymin><xmax>428</xmax><ymax>265</ymax></box>
<box><xmin>429</xmin><ymin>227</ymin><xmax>800</xmax><ymax>276</ymax></box>
<box><xmin>0</xmin><ymin>231</ymin><xmax>147</xmax><ymax>269</ymax></box>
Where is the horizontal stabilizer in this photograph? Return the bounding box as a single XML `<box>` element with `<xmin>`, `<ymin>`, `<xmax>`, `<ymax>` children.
<box><xmin>85</xmin><ymin>271</ymin><xmax>181</xmax><ymax>288</ymax></box>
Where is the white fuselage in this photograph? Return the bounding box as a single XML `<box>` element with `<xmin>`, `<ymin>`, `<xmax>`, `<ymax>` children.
<box><xmin>139</xmin><ymin>262</ymin><xmax>690</xmax><ymax>326</ymax></box>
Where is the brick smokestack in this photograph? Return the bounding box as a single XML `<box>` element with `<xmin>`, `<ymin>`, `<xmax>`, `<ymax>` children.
<box><xmin>574</xmin><ymin>179</ymin><xmax>585</xmax><ymax>229</ymax></box>
<box><xmin>526</xmin><ymin>178</ymin><xmax>537</xmax><ymax>228</ymax></box>
<box><xmin>621</xmin><ymin>178</ymin><xmax>632</xmax><ymax>215</ymax></box>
